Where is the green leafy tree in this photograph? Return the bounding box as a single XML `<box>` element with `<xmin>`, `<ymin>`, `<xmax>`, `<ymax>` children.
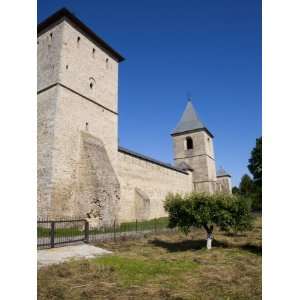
<box><xmin>247</xmin><ymin>137</ymin><xmax>262</xmax><ymax>210</ymax></box>
<box><xmin>239</xmin><ymin>174</ymin><xmax>254</xmax><ymax>196</ymax></box>
<box><xmin>232</xmin><ymin>186</ymin><xmax>240</xmax><ymax>195</ymax></box>
<box><xmin>248</xmin><ymin>137</ymin><xmax>262</xmax><ymax>186</ymax></box>
<box><xmin>164</xmin><ymin>192</ymin><xmax>253</xmax><ymax>249</ymax></box>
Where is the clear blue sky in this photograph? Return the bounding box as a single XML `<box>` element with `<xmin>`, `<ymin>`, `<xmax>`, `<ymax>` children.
<box><xmin>38</xmin><ymin>0</ymin><xmax>261</xmax><ymax>186</ymax></box>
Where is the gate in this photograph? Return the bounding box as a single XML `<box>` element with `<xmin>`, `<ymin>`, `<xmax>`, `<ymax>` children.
<box><xmin>37</xmin><ymin>218</ymin><xmax>89</xmax><ymax>249</ymax></box>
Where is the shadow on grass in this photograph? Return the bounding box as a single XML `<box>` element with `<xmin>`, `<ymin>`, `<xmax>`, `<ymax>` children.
<box><xmin>150</xmin><ymin>239</ymin><xmax>261</xmax><ymax>256</ymax></box>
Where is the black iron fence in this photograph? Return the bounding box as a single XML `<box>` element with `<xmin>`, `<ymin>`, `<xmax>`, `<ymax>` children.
<box><xmin>37</xmin><ymin>218</ymin><xmax>88</xmax><ymax>248</ymax></box>
<box><xmin>37</xmin><ymin>217</ymin><xmax>171</xmax><ymax>249</ymax></box>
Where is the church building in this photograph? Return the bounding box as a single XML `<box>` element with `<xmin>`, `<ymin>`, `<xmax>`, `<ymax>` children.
<box><xmin>37</xmin><ymin>8</ymin><xmax>231</xmax><ymax>225</ymax></box>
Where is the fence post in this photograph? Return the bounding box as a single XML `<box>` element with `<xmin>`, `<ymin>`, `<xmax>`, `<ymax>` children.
<box><xmin>154</xmin><ymin>218</ymin><xmax>157</xmax><ymax>234</ymax></box>
<box><xmin>84</xmin><ymin>220</ymin><xmax>89</xmax><ymax>243</ymax></box>
<box><xmin>113</xmin><ymin>219</ymin><xmax>116</xmax><ymax>242</ymax></box>
<box><xmin>135</xmin><ymin>219</ymin><xmax>138</xmax><ymax>233</ymax></box>
<box><xmin>50</xmin><ymin>221</ymin><xmax>55</xmax><ymax>248</ymax></box>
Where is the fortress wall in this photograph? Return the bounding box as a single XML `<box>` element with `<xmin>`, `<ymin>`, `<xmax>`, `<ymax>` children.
<box><xmin>59</xmin><ymin>21</ymin><xmax>119</xmax><ymax>112</ymax></box>
<box><xmin>37</xmin><ymin>86</ymin><xmax>59</xmax><ymax>217</ymax></box>
<box><xmin>38</xmin><ymin>22</ymin><xmax>64</xmax><ymax>90</ymax></box>
<box><xmin>117</xmin><ymin>151</ymin><xmax>193</xmax><ymax>222</ymax></box>
<box><xmin>49</xmin><ymin>86</ymin><xmax>119</xmax><ymax>219</ymax></box>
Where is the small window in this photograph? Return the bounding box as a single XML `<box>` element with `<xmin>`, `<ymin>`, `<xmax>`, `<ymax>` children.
<box><xmin>77</xmin><ymin>36</ymin><xmax>81</xmax><ymax>42</ymax></box>
<box><xmin>50</xmin><ymin>33</ymin><xmax>53</xmax><ymax>40</ymax></box>
<box><xmin>92</xmin><ymin>48</ymin><xmax>96</xmax><ymax>57</ymax></box>
<box><xmin>186</xmin><ymin>137</ymin><xmax>193</xmax><ymax>150</ymax></box>
<box><xmin>89</xmin><ymin>77</ymin><xmax>96</xmax><ymax>90</ymax></box>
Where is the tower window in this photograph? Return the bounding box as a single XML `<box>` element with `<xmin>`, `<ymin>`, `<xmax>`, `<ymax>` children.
<box><xmin>50</xmin><ymin>33</ymin><xmax>53</xmax><ymax>40</ymax></box>
<box><xmin>186</xmin><ymin>137</ymin><xmax>193</xmax><ymax>150</ymax></box>
<box><xmin>89</xmin><ymin>77</ymin><xmax>96</xmax><ymax>90</ymax></box>
<box><xmin>92</xmin><ymin>48</ymin><xmax>96</xmax><ymax>56</ymax></box>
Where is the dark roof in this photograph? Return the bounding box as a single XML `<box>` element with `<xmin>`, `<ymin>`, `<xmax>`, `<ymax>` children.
<box><xmin>118</xmin><ymin>146</ymin><xmax>188</xmax><ymax>174</ymax></box>
<box><xmin>38</xmin><ymin>8</ymin><xmax>124</xmax><ymax>62</ymax></box>
<box><xmin>172</xmin><ymin>101</ymin><xmax>213</xmax><ymax>137</ymax></box>
<box><xmin>217</xmin><ymin>167</ymin><xmax>231</xmax><ymax>177</ymax></box>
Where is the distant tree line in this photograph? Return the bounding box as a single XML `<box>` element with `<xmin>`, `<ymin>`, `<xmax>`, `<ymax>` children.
<box><xmin>232</xmin><ymin>137</ymin><xmax>262</xmax><ymax>211</ymax></box>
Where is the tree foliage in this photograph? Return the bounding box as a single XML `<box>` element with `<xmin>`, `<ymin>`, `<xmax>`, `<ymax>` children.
<box><xmin>232</xmin><ymin>186</ymin><xmax>240</xmax><ymax>195</ymax></box>
<box><xmin>247</xmin><ymin>137</ymin><xmax>262</xmax><ymax>210</ymax></box>
<box><xmin>239</xmin><ymin>174</ymin><xmax>254</xmax><ymax>196</ymax></box>
<box><xmin>248</xmin><ymin>137</ymin><xmax>262</xmax><ymax>186</ymax></box>
<box><xmin>164</xmin><ymin>192</ymin><xmax>253</xmax><ymax>239</ymax></box>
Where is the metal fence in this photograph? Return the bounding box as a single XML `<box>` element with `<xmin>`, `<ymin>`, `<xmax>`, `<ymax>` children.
<box><xmin>37</xmin><ymin>218</ymin><xmax>88</xmax><ymax>248</ymax></box>
<box><xmin>37</xmin><ymin>217</ymin><xmax>171</xmax><ymax>249</ymax></box>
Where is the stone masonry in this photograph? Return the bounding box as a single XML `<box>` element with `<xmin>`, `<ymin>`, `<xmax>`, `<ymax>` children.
<box><xmin>37</xmin><ymin>8</ymin><xmax>231</xmax><ymax>224</ymax></box>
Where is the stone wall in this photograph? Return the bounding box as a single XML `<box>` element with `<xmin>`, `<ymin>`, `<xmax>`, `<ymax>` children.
<box><xmin>37</xmin><ymin>86</ymin><xmax>58</xmax><ymax>217</ymax></box>
<box><xmin>48</xmin><ymin>86</ymin><xmax>119</xmax><ymax>220</ymax></box>
<box><xmin>37</xmin><ymin>19</ymin><xmax>120</xmax><ymax>221</ymax></box>
<box><xmin>117</xmin><ymin>151</ymin><xmax>193</xmax><ymax>222</ymax></box>
<box><xmin>59</xmin><ymin>21</ymin><xmax>119</xmax><ymax>112</ymax></box>
<box><xmin>216</xmin><ymin>176</ymin><xmax>232</xmax><ymax>194</ymax></box>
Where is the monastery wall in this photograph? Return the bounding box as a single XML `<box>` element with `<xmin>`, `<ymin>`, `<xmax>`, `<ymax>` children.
<box><xmin>117</xmin><ymin>150</ymin><xmax>193</xmax><ymax>222</ymax></box>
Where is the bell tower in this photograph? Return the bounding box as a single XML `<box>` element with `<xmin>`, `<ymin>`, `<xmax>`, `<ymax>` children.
<box><xmin>171</xmin><ymin>100</ymin><xmax>217</xmax><ymax>193</ymax></box>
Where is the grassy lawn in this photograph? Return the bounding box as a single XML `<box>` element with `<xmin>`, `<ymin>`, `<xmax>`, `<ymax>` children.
<box><xmin>38</xmin><ymin>216</ymin><xmax>261</xmax><ymax>300</ymax></box>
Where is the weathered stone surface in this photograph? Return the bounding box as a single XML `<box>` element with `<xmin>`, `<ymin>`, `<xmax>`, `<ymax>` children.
<box><xmin>216</xmin><ymin>176</ymin><xmax>232</xmax><ymax>193</ymax></box>
<box><xmin>134</xmin><ymin>188</ymin><xmax>151</xmax><ymax>221</ymax></box>
<box><xmin>37</xmin><ymin>12</ymin><xmax>231</xmax><ymax>224</ymax></box>
<box><xmin>117</xmin><ymin>151</ymin><xmax>193</xmax><ymax>222</ymax></box>
<box><xmin>77</xmin><ymin>132</ymin><xmax>120</xmax><ymax>226</ymax></box>
<box><xmin>173</xmin><ymin>130</ymin><xmax>217</xmax><ymax>193</ymax></box>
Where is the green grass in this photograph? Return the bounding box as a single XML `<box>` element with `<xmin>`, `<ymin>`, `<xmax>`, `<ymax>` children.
<box><xmin>93</xmin><ymin>255</ymin><xmax>197</xmax><ymax>287</ymax></box>
<box><xmin>38</xmin><ymin>216</ymin><xmax>261</xmax><ymax>299</ymax></box>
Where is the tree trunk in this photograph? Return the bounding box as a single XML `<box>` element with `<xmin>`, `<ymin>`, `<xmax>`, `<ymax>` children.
<box><xmin>206</xmin><ymin>233</ymin><xmax>213</xmax><ymax>249</ymax></box>
<box><xmin>204</xmin><ymin>224</ymin><xmax>214</xmax><ymax>250</ymax></box>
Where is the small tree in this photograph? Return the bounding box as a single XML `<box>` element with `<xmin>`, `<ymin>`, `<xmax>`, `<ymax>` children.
<box><xmin>164</xmin><ymin>192</ymin><xmax>253</xmax><ymax>249</ymax></box>
<box><xmin>239</xmin><ymin>174</ymin><xmax>254</xmax><ymax>196</ymax></box>
<box><xmin>247</xmin><ymin>137</ymin><xmax>262</xmax><ymax>211</ymax></box>
<box><xmin>248</xmin><ymin>137</ymin><xmax>262</xmax><ymax>187</ymax></box>
<box><xmin>232</xmin><ymin>186</ymin><xmax>240</xmax><ymax>195</ymax></box>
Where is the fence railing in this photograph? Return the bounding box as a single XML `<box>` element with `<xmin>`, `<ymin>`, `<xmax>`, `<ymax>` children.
<box><xmin>37</xmin><ymin>217</ymin><xmax>171</xmax><ymax>249</ymax></box>
<box><xmin>37</xmin><ymin>218</ymin><xmax>88</xmax><ymax>248</ymax></box>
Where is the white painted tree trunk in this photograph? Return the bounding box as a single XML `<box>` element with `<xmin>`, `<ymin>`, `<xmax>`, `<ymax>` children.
<box><xmin>207</xmin><ymin>234</ymin><xmax>213</xmax><ymax>249</ymax></box>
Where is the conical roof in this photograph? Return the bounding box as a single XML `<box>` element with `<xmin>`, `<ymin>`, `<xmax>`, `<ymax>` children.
<box><xmin>172</xmin><ymin>101</ymin><xmax>209</xmax><ymax>135</ymax></box>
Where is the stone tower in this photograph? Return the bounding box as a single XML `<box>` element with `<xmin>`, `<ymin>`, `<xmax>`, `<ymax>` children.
<box><xmin>216</xmin><ymin>167</ymin><xmax>232</xmax><ymax>193</ymax></box>
<box><xmin>37</xmin><ymin>8</ymin><xmax>124</xmax><ymax>224</ymax></box>
<box><xmin>172</xmin><ymin>100</ymin><xmax>217</xmax><ymax>193</ymax></box>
